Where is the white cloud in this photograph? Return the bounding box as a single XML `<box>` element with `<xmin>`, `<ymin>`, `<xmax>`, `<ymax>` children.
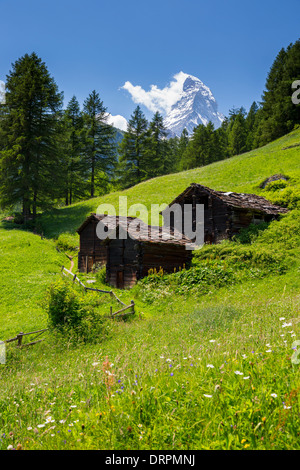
<box><xmin>0</xmin><ymin>80</ymin><xmax>5</xmax><ymax>104</ymax></box>
<box><xmin>105</xmin><ymin>113</ymin><xmax>128</xmax><ymax>131</ymax></box>
<box><xmin>121</xmin><ymin>71</ymin><xmax>189</xmax><ymax>116</ymax></box>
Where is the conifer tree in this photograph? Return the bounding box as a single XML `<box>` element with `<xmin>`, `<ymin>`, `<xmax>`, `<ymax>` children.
<box><xmin>62</xmin><ymin>96</ymin><xmax>86</xmax><ymax>205</ymax></box>
<box><xmin>83</xmin><ymin>90</ymin><xmax>116</xmax><ymax>198</ymax></box>
<box><xmin>144</xmin><ymin>111</ymin><xmax>168</xmax><ymax>178</ymax></box>
<box><xmin>117</xmin><ymin>106</ymin><xmax>148</xmax><ymax>188</ymax></box>
<box><xmin>0</xmin><ymin>52</ymin><xmax>63</xmax><ymax>220</ymax></box>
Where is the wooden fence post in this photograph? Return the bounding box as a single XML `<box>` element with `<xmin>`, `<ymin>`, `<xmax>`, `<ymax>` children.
<box><xmin>17</xmin><ymin>332</ymin><xmax>23</xmax><ymax>347</ymax></box>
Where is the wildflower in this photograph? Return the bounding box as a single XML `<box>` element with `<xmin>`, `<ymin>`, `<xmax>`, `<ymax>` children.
<box><xmin>207</xmin><ymin>364</ymin><xmax>214</xmax><ymax>368</ymax></box>
<box><xmin>234</xmin><ymin>371</ymin><xmax>243</xmax><ymax>375</ymax></box>
<box><xmin>241</xmin><ymin>439</ymin><xmax>247</xmax><ymax>444</ymax></box>
<box><xmin>243</xmin><ymin>376</ymin><xmax>250</xmax><ymax>380</ymax></box>
<box><xmin>244</xmin><ymin>444</ymin><xmax>250</xmax><ymax>449</ymax></box>
<box><xmin>170</xmin><ymin>373</ymin><xmax>174</xmax><ymax>376</ymax></box>
<box><xmin>209</xmin><ymin>340</ymin><xmax>216</xmax><ymax>343</ymax></box>
<box><xmin>279</xmin><ymin>317</ymin><xmax>285</xmax><ymax>321</ymax></box>
<box><xmin>203</xmin><ymin>394</ymin><xmax>212</xmax><ymax>398</ymax></box>
<box><xmin>282</xmin><ymin>322</ymin><xmax>292</xmax><ymax>328</ymax></box>
<box><xmin>45</xmin><ymin>417</ymin><xmax>55</xmax><ymax>423</ymax></box>
<box><xmin>266</xmin><ymin>349</ymin><xmax>272</xmax><ymax>353</ymax></box>
<box><xmin>138</xmin><ymin>424</ymin><xmax>143</xmax><ymax>428</ymax></box>
<box><xmin>271</xmin><ymin>393</ymin><xmax>277</xmax><ymax>398</ymax></box>
<box><xmin>283</xmin><ymin>405</ymin><xmax>291</xmax><ymax>409</ymax></box>
<box><xmin>7</xmin><ymin>445</ymin><xmax>14</xmax><ymax>450</ymax></box>
<box><xmin>37</xmin><ymin>424</ymin><xmax>45</xmax><ymax>428</ymax></box>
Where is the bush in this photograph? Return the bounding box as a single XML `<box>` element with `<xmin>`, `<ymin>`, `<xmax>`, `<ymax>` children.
<box><xmin>95</xmin><ymin>266</ymin><xmax>107</xmax><ymax>284</ymax></box>
<box><xmin>45</xmin><ymin>278</ymin><xmax>111</xmax><ymax>343</ymax></box>
<box><xmin>46</xmin><ymin>278</ymin><xmax>85</xmax><ymax>329</ymax></box>
<box><xmin>56</xmin><ymin>233</ymin><xmax>78</xmax><ymax>252</ymax></box>
<box><xmin>264</xmin><ymin>180</ymin><xmax>288</xmax><ymax>191</ymax></box>
<box><xmin>267</xmin><ymin>186</ymin><xmax>300</xmax><ymax>209</ymax></box>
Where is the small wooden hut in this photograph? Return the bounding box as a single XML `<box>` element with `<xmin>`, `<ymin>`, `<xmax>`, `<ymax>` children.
<box><xmin>161</xmin><ymin>183</ymin><xmax>288</xmax><ymax>244</ymax></box>
<box><xmin>76</xmin><ymin>214</ymin><xmax>135</xmax><ymax>273</ymax></box>
<box><xmin>76</xmin><ymin>214</ymin><xmax>193</xmax><ymax>288</ymax></box>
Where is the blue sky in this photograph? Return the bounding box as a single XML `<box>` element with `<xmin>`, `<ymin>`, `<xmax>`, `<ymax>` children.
<box><xmin>0</xmin><ymin>0</ymin><xmax>299</xmax><ymax>126</ymax></box>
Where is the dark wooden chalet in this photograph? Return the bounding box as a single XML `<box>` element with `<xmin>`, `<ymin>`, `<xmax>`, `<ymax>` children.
<box><xmin>76</xmin><ymin>214</ymin><xmax>193</xmax><ymax>288</ymax></box>
<box><xmin>77</xmin><ymin>214</ymin><xmax>134</xmax><ymax>273</ymax></box>
<box><xmin>161</xmin><ymin>183</ymin><xmax>288</xmax><ymax>244</ymax></box>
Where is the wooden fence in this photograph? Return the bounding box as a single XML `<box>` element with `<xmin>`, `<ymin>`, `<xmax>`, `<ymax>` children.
<box><xmin>61</xmin><ymin>266</ymin><xmax>135</xmax><ymax>317</ymax></box>
<box><xmin>4</xmin><ymin>328</ymin><xmax>48</xmax><ymax>348</ymax></box>
<box><xmin>2</xmin><ymin>268</ymin><xmax>135</xmax><ymax>351</ymax></box>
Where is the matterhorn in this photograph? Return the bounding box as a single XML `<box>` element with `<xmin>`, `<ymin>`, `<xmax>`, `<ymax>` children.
<box><xmin>164</xmin><ymin>73</ymin><xmax>224</xmax><ymax>137</ymax></box>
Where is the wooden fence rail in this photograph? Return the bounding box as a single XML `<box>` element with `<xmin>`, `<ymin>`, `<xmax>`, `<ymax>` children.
<box><xmin>61</xmin><ymin>266</ymin><xmax>134</xmax><ymax>317</ymax></box>
<box><xmin>4</xmin><ymin>328</ymin><xmax>48</xmax><ymax>348</ymax></box>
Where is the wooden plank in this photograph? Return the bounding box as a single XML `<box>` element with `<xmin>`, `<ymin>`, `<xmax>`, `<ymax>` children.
<box><xmin>85</xmin><ymin>286</ymin><xmax>113</xmax><ymax>294</ymax></box>
<box><xmin>111</xmin><ymin>302</ymin><xmax>134</xmax><ymax>316</ymax></box>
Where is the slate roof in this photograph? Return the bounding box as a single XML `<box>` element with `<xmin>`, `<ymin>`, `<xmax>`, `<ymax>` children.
<box><xmin>77</xmin><ymin>214</ymin><xmax>194</xmax><ymax>247</ymax></box>
<box><xmin>162</xmin><ymin>183</ymin><xmax>289</xmax><ymax>216</ymax></box>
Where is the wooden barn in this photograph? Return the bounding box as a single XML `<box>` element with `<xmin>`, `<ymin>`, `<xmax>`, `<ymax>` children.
<box><xmin>76</xmin><ymin>213</ymin><xmax>193</xmax><ymax>288</ymax></box>
<box><xmin>161</xmin><ymin>183</ymin><xmax>288</xmax><ymax>244</ymax></box>
<box><xmin>77</xmin><ymin>214</ymin><xmax>136</xmax><ymax>273</ymax></box>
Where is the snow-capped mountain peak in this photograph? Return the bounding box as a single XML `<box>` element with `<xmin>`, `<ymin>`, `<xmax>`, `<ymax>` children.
<box><xmin>163</xmin><ymin>73</ymin><xmax>224</xmax><ymax>137</ymax></box>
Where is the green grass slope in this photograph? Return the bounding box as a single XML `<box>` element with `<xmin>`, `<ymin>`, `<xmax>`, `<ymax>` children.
<box><xmin>39</xmin><ymin>127</ymin><xmax>300</xmax><ymax>240</ymax></box>
<box><xmin>0</xmin><ymin>129</ymin><xmax>299</xmax><ymax>450</ymax></box>
<box><xmin>0</xmin><ymin>225</ymin><xmax>65</xmax><ymax>339</ymax></box>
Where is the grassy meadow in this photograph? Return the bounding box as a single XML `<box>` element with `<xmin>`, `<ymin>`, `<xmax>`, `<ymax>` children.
<box><xmin>0</xmin><ymin>128</ymin><xmax>300</xmax><ymax>450</ymax></box>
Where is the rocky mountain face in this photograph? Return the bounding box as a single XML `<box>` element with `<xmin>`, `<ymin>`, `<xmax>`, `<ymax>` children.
<box><xmin>164</xmin><ymin>74</ymin><xmax>224</xmax><ymax>137</ymax></box>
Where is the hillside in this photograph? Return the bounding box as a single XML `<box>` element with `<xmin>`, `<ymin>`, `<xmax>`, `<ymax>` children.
<box><xmin>38</xmin><ymin>127</ymin><xmax>300</xmax><ymax>240</ymax></box>
<box><xmin>0</xmin><ymin>128</ymin><xmax>299</xmax><ymax>450</ymax></box>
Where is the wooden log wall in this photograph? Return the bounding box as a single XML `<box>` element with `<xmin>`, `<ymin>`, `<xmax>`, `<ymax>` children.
<box><xmin>78</xmin><ymin>221</ymin><xmax>107</xmax><ymax>272</ymax></box>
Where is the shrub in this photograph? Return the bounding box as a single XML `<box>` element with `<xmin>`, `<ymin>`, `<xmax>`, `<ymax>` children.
<box><xmin>264</xmin><ymin>180</ymin><xmax>288</xmax><ymax>191</ymax></box>
<box><xmin>46</xmin><ymin>278</ymin><xmax>85</xmax><ymax>329</ymax></box>
<box><xmin>233</xmin><ymin>222</ymin><xmax>269</xmax><ymax>244</ymax></box>
<box><xmin>56</xmin><ymin>233</ymin><xmax>78</xmax><ymax>252</ymax></box>
<box><xmin>45</xmin><ymin>278</ymin><xmax>111</xmax><ymax>342</ymax></box>
<box><xmin>267</xmin><ymin>187</ymin><xmax>300</xmax><ymax>209</ymax></box>
<box><xmin>95</xmin><ymin>266</ymin><xmax>107</xmax><ymax>284</ymax></box>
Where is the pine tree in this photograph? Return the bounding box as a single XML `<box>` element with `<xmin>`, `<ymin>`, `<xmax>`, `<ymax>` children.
<box><xmin>62</xmin><ymin>96</ymin><xmax>86</xmax><ymax>205</ymax></box>
<box><xmin>180</xmin><ymin>124</ymin><xmax>208</xmax><ymax>170</ymax></box>
<box><xmin>245</xmin><ymin>101</ymin><xmax>259</xmax><ymax>150</ymax></box>
<box><xmin>144</xmin><ymin>111</ymin><xmax>168</xmax><ymax>178</ymax></box>
<box><xmin>0</xmin><ymin>52</ymin><xmax>63</xmax><ymax>220</ymax></box>
<box><xmin>228</xmin><ymin>111</ymin><xmax>248</xmax><ymax>156</ymax></box>
<box><xmin>254</xmin><ymin>40</ymin><xmax>300</xmax><ymax>146</ymax></box>
<box><xmin>117</xmin><ymin>106</ymin><xmax>148</xmax><ymax>188</ymax></box>
<box><xmin>83</xmin><ymin>90</ymin><xmax>117</xmax><ymax>198</ymax></box>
